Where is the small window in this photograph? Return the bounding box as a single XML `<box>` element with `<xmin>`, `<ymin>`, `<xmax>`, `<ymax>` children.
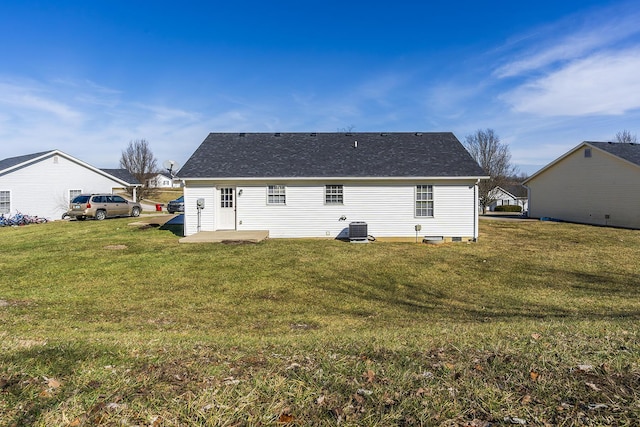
<box><xmin>111</xmin><ymin>195</ymin><xmax>126</xmax><ymax>203</ymax></box>
<box><xmin>267</xmin><ymin>185</ymin><xmax>286</xmax><ymax>205</ymax></box>
<box><xmin>69</xmin><ymin>189</ymin><xmax>82</xmax><ymax>202</ymax></box>
<box><xmin>415</xmin><ymin>185</ymin><xmax>434</xmax><ymax>217</ymax></box>
<box><xmin>584</xmin><ymin>148</ymin><xmax>592</xmax><ymax>158</ymax></box>
<box><xmin>220</xmin><ymin>188</ymin><xmax>234</xmax><ymax>208</ymax></box>
<box><xmin>325</xmin><ymin>185</ymin><xmax>343</xmax><ymax>204</ymax></box>
<box><xmin>0</xmin><ymin>190</ymin><xmax>10</xmax><ymax>214</ymax></box>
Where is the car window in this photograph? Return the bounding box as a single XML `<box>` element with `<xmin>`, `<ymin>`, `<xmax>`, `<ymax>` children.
<box><xmin>72</xmin><ymin>195</ymin><xmax>90</xmax><ymax>203</ymax></box>
<box><xmin>112</xmin><ymin>195</ymin><xmax>126</xmax><ymax>203</ymax></box>
<box><xmin>92</xmin><ymin>196</ymin><xmax>106</xmax><ymax>203</ymax></box>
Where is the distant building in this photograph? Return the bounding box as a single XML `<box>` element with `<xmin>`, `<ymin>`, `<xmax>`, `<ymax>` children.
<box><xmin>146</xmin><ymin>173</ymin><xmax>181</xmax><ymax>188</ymax></box>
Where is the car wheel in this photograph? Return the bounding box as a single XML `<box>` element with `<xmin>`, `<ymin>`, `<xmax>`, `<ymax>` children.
<box><xmin>131</xmin><ymin>206</ymin><xmax>141</xmax><ymax>217</ymax></box>
<box><xmin>95</xmin><ymin>210</ymin><xmax>107</xmax><ymax>221</ymax></box>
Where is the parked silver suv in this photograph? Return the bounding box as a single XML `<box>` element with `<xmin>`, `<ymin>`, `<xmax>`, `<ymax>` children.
<box><xmin>67</xmin><ymin>194</ymin><xmax>141</xmax><ymax>220</ymax></box>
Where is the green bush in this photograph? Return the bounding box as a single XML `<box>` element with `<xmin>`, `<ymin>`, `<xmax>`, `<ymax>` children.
<box><xmin>494</xmin><ymin>205</ymin><xmax>522</xmax><ymax>212</ymax></box>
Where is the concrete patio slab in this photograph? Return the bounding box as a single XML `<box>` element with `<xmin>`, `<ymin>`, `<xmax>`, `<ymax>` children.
<box><xmin>178</xmin><ymin>230</ymin><xmax>269</xmax><ymax>243</ymax></box>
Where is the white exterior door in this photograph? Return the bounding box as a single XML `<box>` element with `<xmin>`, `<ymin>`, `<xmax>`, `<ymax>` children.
<box><xmin>217</xmin><ymin>187</ymin><xmax>236</xmax><ymax>229</ymax></box>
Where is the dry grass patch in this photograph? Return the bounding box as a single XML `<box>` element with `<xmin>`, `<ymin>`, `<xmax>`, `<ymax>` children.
<box><xmin>0</xmin><ymin>218</ymin><xmax>639</xmax><ymax>425</ymax></box>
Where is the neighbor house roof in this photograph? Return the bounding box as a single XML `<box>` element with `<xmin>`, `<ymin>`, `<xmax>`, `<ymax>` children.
<box><xmin>495</xmin><ymin>184</ymin><xmax>527</xmax><ymax>199</ymax></box>
<box><xmin>0</xmin><ymin>150</ymin><xmax>140</xmax><ymax>186</ymax></box>
<box><xmin>179</xmin><ymin>132</ymin><xmax>487</xmax><ymax>179</ymax></box>
<box><xmin>0</xmin><ymin>151</ymin><xmax>53</xmax><ymax>173</ymax></box>
<box><xmin>101</xmin><ymin>168</ymin><xmax>140</xmax><ymax>185</ymax></box>
<box><xmin>524</xmin><ymin>141</ymin><xmax>640</xmax><ymax>184</ymax></box>
<box><xmin>587</xmin><ymin>141</ymin><xmax>640</xmax><ymax>167</ymax></box>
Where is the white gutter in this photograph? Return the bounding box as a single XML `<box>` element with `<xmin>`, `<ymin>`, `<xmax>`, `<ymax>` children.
<box><xmin>180</xmin><ymin>175</ymin><xmax>491</xmax><ymax>182</ymax></box>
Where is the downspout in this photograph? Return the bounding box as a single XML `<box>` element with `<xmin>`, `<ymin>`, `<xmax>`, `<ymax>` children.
<box><xmin>474</xmin><ymin>179</ymin><xmax>479</xmax><ymax>242</ymax></box>
<box><xmin>523</xmin><ymin>183</ymin><xmax>530</xmax><ymax>217</ymax></box>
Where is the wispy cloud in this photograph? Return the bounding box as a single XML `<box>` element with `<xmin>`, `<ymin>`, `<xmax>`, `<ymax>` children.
<box><xmin>500</xmin><ymin>48</ymin><xmax>640</xmax><ymax>116</ymax></box>
<box><xmin>0</xmin><ymin>80</ymin><xmax>82</xmax><ymax>121</ymax></box>
<box><xmin>494</xmin><ymin>3</ymin><xmax>640</xmax><ymax>78</ymax></box>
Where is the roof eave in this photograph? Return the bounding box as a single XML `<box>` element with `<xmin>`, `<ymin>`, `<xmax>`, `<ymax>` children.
<box><xmin>180</xmin><ymin>175</ymin><xmax>490</xmax><ymax>181</ymax></box>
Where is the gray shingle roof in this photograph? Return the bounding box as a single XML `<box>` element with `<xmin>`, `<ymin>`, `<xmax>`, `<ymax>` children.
<box><xmin>179</xmin><ymin>132</ymin><xmax>485</xmax><ymax>178</ymax></box>
<box><xmin>0</xmin><ymin>150</ymin><xmax>140</xmax><ymax>185</ymax></box>
<box><xmin>0</xmin><ymin>150</ymin><xmax>54</xmax><ymax>172</ymax></box>
<box><xmin>502</xmin><ymin>184</ymin><xmax>527</xmax><ymax>198</ymax></box>
<box><xmin>588</xmin><ymin>141</ymin><xmax>640</xmax><ymax>166</ymax></box>
<box><xmin>100</xmin><ymin>169</ymin><xmax>140</xmax><ymax>185</ymax></box>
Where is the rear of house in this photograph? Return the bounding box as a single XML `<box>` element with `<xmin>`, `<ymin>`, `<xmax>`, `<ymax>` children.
<box><xmin>524</xmin><ymin>141</ymin><xmax>640</xmax><ymax>229</ymax></box>
<box><xmin>179</xmin><ymin>132</ymin><xmax>487</xmax><ymax>240</ymax></box>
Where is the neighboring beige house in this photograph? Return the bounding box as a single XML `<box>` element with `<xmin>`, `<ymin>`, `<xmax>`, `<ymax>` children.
<box><xmin>0</xmin><ymin>150</ymin><xmax>140</xmax><ymax>220</ymax></box>
<box><xmin>523</xmin><ymin>141</ymin><xmax>640</xmax><ymax>229</ymax></box>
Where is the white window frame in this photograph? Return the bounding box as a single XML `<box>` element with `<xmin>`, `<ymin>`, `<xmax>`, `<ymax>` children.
<box><xmin>0</xmin><ymin>190</ymin><xmax>10</xmax><ymax>214</ymax></box>
<box><xmin>267</xmin><ymin>185</ymin><xmax>286</xmax><ymax>205</ymax></box>
<box><xmin>69</xmin><ymin>189</ymin><xmax>82</xmax><ymax>202</ymax></box>
<box><xmin>325</xmin><ymin>185</ymin><xmax>343</xmax><ymax>205</ymax></box>
<box><xmin>415</xmin><ymin>185</ymin><xmax>434</xmax><ymax>217</ymax></box>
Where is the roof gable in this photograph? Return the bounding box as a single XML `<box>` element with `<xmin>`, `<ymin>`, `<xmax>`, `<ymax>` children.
<box><xmin>495</xmin><ymin>184</ymin><xmax>527</xmax><ymax>199</ymax></box>
<box><xmin>524</xmin><ymin>141</ymin><xmax>640</xmax><ymax>184</ymax></box>
<box><xmin>0</xmin><ymin>150</ymin><xmax>139</xmax><ymax>185</ymax></box>
<box><xmin>0</xmin><ymin>150</ymin><xmax>56</xmax><ymax>173</ymax></box>
<box><xmin>180</xmin><ymin>132</ymin><xmax>486</xmax><ymax>179</ymax></box>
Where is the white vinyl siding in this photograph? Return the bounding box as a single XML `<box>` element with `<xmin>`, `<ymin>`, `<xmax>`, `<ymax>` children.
<box><xmin>267</xmin><ymin>185</ymin><xmax>286</xmax><ymax>205</ymax></box>
<box><xmin>0</xmin><ymin>154</ymin><xmax>129</xmax><ymax>220</ymax></box>
<box><xmin>415</xmin><ymin>185</ymin><xmax>434</xmax><ymax>217</ymax></box>
<box><xmin>183</xmin><ymin>184</ymin><xmax>216</xmax><ymax>236</ymax></box>
<box><xmin>182</xmin><ymin>180</ymin><xmax>479</xmax><ymax>239</ymax></box>
<box><xmin>527</xmin><ymin>145</ymin><xmax>640</xmax><ymax>229</ymax></box>
<box><xmin>0</xmin><ymin>190</ymin><xmax>10</xmax><ymax>214</ymax></box>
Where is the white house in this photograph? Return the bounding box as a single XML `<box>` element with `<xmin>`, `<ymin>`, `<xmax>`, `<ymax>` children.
<box><xmin>0</xmin><ymin>150</ymin><xmax>140</xmax><ymax>220</ymax></box>
<box><xmin>146</xmin><ymin>173</ymin><xmax>181</xmax><ymax>188</ymax></box>
<box><xmin>488</xmin><ymin>184</ymin><xmax>528</xmax><ymax>212</ymax></box>
<box><xmin>178</xmin><ymin>132</ymin><xmax>488</xmax><ymax>241</ymax></box>
<box><xmin>523</xmin><ymin>141</ymin><xmax>640</xmax><ymax>229</ymax></box>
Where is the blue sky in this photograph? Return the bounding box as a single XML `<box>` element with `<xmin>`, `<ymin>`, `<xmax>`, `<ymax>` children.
<box><xmin>2</xmin><ymin>0</ymin><xmax>640</xmax><ymax>175</ymax></box>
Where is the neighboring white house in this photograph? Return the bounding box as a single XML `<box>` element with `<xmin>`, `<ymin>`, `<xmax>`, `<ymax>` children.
<box><xmin>488</xmin><ymin>184</ymin><xmax>528</xmax><ymax>212</ymax></box>
<box><xmin>523</xmin><ymin>141</ymin><xmax>640</xmax><ymax>229</ymax></box>
<box><xmin>146</xmin><ymin>173</ymin><xmax>181</xmax><ymax>188</ymax></box>
<box><xmin>178</xmin><ymin>132</ymin><xmax>488</xmax><ymax>240</ymax></box>
<box><xmin>0</xmin><ymin>150</ymin><xmax>140</xmax><ymax>220</ymax></box>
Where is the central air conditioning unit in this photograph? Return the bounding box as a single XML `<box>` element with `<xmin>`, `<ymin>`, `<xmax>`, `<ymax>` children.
<box><xmin>349</xmin><ymin>221</ymin><xmax>368</xmax><ymax>243</ymax></box>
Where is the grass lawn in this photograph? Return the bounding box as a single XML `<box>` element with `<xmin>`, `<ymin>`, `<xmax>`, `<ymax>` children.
<box><xmin>0</xmin><ymin>218</ymin><xmax>638</xmax><ymax>426</ymax></box>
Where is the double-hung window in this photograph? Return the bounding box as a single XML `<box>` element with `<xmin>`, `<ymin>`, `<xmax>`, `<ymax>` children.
<box><xmin>69</xmin><ymin>189</ymin><xmax>82</xmax><ymax>202</ymax></box>
<box><xmin>415</xmin><ymin>185</ymin><xmax>434</xmax><ymax>217</ymax></box>
<box><xmin>267</xmin><ymin>185</ymin><xmax>286</xmax><ymax>205</ymax></box>
<box><xmin>0</xmin><ymin>191</ymin><xmax>10</xmax><ymax>214</ymax></box>
<box><xmin>325</xmin><ymin>185</ymin><xmax>343</xmax><ymax>204</ymax></box>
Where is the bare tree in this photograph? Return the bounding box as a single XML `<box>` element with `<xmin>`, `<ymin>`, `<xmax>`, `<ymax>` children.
<box><xmin>614</xmin><ymin>130</ymin><xmax>638</xmax><ymax>144</ymax></box>
<box><xmin>337</xmin><ymin>125</ymin><xmax>356</xmax><ymax>133</ymax></box>
<box><xmin>464</xmin><ymin>129</ymin><xmax>518</xmax><ymax>214</ymax></box>
<box><xmin>120</xmin><ymin>139</ymin><xmax>158</xmax><ymax>200</ymax></box>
